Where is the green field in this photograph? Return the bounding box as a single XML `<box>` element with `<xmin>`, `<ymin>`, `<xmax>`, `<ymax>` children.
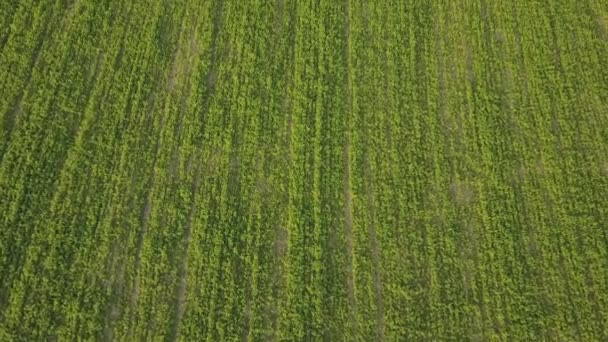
<box><xmin>1</xmin><ymin>0</ymin><xmax>608</xmax><ymax>340</ymax></box>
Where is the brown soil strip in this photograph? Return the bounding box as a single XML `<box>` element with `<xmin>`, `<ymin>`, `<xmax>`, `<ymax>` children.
<box><xmin>240</xmin><ymin>296</ymin><xmax>252</xmax><ymax>342</ymax></box>
<box><xmin>267</xmin><ymin>3</ymin><xmax>296</xmax><ymax>340</ymax></box>
<box><xmin>102</xmin><ymin>260</ymin><xmax>126</xmax><ymax>342</ymax></box>
<box><xmin>343</xmin><ymin>135</ymin><xmax>356</xmax><ymax>310</ymax></box>
<box><xmin>126</xmin><ymin>104</ymin><xmax>167</xmax><ymax>339</ymax></box>
<box><xmin>169</xmin><ymin>163</ymin><xmax>202</xmax><ymax>342</ymax></box>
<box><xmin>359</xmin><ymin>2</ymin><xmax>385</xmax><ymax>338</ymax></box>
<box><xmin>598</xmin><ymin>15</ymin><xmax>608</xmax><ymax>40</ymax></box>
<box><xmin>363</xmin><ymin>155</ymin><xmax>385</xmax><ymax>341</ymax></box>
<box><xmin>168</xmin><ymin>1</ymin><xmax>225</xmax><ymax>339</ymax></box>
<box><xmin>0</xmin><ymin>17</ymin><xmax>49</xmax><ymax>159</ymax></box>
<box><xmin>126</xmin><ymin>162</ymin><xmax>156</xmax><ymax>338</ymax></box>
<box><xmin>343</xmin><ymin>0</ymin><xmax>357</xmax><ymax>327</ymax></box>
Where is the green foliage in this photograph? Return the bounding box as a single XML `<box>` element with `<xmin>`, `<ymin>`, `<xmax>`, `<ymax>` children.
<box><xmin>1</xmin><ymin>0</ymin><xmax>607</xmax><ymax>340</ymax></box>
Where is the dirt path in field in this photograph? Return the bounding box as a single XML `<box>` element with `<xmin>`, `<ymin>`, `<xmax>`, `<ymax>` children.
<box><xmin>126</xmin><ymin>113</ymin><xmax>164</xmax><ymax>338</ymax></box>
<box><xmin>266</xmin><ymin>98</ymin><xmax>290</xmax><ymax>338</ymax></box>
<box><xmin>598</xmin><ymin>15</ymin><xmax>608</xmax><ymax>40</ymax></box>
<box><xmin>169</xmin><ymin>163</ymin><xmax>202</xmax><ymax>341</ymax></box>
<box><xmin>360</xmin><ymin>2</ymin><xmax>385</xmax><ymax>338</ymax></box>
<box><xmin>343</xmin><ymin>0</ymin><xmax>357</xmax><ymax>327</ymax></box>
<box><xmin>127</xmin><ymin>14</ymin><xmax>186</xmax><ymax>329</ymax></box>
<box><xmin>0</xmin><ymin>17</ymin><xmax>50</xmax><ymax>160</ymax></box>
<box><xmin>240</xmin><ymin>295</ymin><xmax>252</xmax><ymax>342</ymax></box>
<box><xmin>268</xmin><ymin>93</ymin><xmax>293</xmax><ymax>341</ymax></box>
<box><xmin>362</xmin><ymin>153</ymin><xmax>385</xmax><ymax>341</ymax></box>
<box><xmin>102</xmin><ymin>258</ymin><xmax>126</xmax><ymax>342</ymax></box>
<box><xmin>266</xmin><ymin>3</ymin><xmax>298</xmax><ymax>340</ymax></box>
<box><xmin>343</xmin><ymin>134</ymin><xmax>356</xmax><ymax>310</ymax></box>
<box><xmin>127</xmin><ymin>13</ymin><xmax>194</xmax><ymax>333</ymax></box>
<box><xmin>168</xmin><ymin>1</ymin><xmax>225</xmax><ymax>339</ymax></box>
<box><xmin>195</xmin><ymin>0</ymin><xmax>223</xmax><ymax>149</ymax></box>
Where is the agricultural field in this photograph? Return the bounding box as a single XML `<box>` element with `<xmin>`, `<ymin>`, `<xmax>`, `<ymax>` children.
<box><xmin>1</xmin><ymin>0</ymin><xmax>608</xmax><ymax>340</ymax></box>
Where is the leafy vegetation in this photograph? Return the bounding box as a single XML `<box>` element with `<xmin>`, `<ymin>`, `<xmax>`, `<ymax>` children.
<box><xmin>1</xmin><ymin>0</ymin><xmax>607</xmax><ymax>340</ymax></box>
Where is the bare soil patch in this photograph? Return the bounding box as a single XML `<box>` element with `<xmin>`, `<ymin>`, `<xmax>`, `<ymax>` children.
<box><xmin>598</xmin><ymin>16</ymin><xmax>608</xmax><ymax>40</ymax></box>
<box><xmin>600</xmin><ymin>161</ymin><xmax>608</xmax><ymax>177</ymax></box>
<box><xmin>449</xmin><ymin>180</ymin><xmax>478</xmax><ymax>206</ymax></box>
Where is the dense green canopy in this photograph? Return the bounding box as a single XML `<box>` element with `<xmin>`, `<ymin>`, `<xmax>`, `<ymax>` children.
<box><xmin>1</xmin><ymin>0</ymin><xmax>607</xmax><ymax>340</ymax></box>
